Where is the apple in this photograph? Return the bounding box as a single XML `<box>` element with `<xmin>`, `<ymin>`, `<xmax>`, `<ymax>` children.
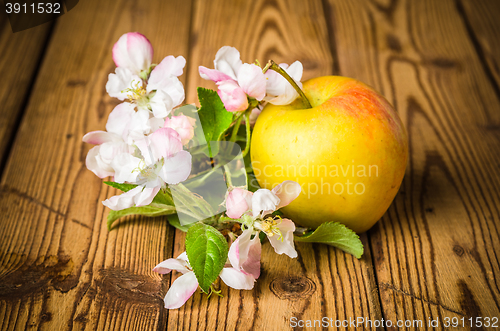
<box><xmin>250</xmin><ymin>76</ymin><xmax>408</xmax><ymax>233</ymax></box>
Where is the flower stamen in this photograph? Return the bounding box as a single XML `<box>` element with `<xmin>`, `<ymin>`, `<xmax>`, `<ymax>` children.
<box><xmin>123</xmin><ymin>81</ymin><xmax>147</xmax><ymax>102</ymax></box>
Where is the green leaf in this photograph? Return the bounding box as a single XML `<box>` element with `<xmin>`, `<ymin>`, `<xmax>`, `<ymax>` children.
<box><xmin>185</xmin><ymin>222</ymin><xmax>229</xmax><ymax>293</ymax></box>
<box><xmin>167</xmin><ymin>214</ymin><xmax>194</xmax><ymax>232</ymax></box>
<box><xmin>294</xmin><ymin>222</ymin><xmax>364</xmax><ymax>259</ymax></box>
<box><xmin>104</xmin><ymin>181</ymin><xmax>137</xmax><ymax>192</ymax></box>
<box><xmin>197</xmin><ymin>87</ymin><xmax>233</xmax><ymax>157</ymax></box>
<box><xmin>107</xmin><ymin>205</ymin><xmax>176</xmax><ymax>230</ymax></box>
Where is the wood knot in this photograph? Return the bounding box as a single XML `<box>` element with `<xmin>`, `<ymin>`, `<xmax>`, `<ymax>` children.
<box><xmin>453</xmin><ymin>245</ymin><xmax>465</xmax><ymax>257</ymax></box>
<box><xmin>270</xmin><ymin>276</ymin><xmax>316</xmax><ymax>300</ymax></box>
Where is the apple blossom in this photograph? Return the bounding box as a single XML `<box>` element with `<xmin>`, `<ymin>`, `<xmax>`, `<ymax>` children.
<box><xmin>106</xmin><ymin>33</ymin><xmax>187</xmax><ymax>118</ymax></box>
<box><xmin>153</xmin><ymin>252</ymin><xmax>199</xmax><ymax>309</ymax></box>
<box><xmin>83</xmin><ymin>102</ymin><xmax>138</xmax><ymax>178</ymax></box>
<box><xmin>199</xmin><ymin>46</ymin><xmax>266</xmax><ymax>112</ymax></box>
<box><xmin>164</xmin><ymin>114</ymin><xmax>196</xmax><ymax>145</ymax></box>
<box><xmin>264</xmin><ymin>61</ymin><xmax>303</xmax><ymax>105</ymax></box>
<box><xmin>102</xmin><ymin>128</ymin><xmax>192</xmax><ymax>210</ymax></box>
<box><xmin>225</xmin><ymin>228</ymin><xmax>261</xmax><ymax>280</ymax></box>
<box><xmin>225</xmin><ymin>181</ymin><xmax>301</xmax><ymax>258</ymax></box>
<box><xmin>154</xmin><ymin>243</ymin><xmax>259</xmax><ymax>309</ymax></box>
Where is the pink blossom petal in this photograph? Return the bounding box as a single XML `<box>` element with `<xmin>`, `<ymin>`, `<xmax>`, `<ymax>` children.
<box><xmin>82</xmin><ymin>131</ymin><xmax>120</xmax><ymax>145</ymax></box>
<box><xmin>164</xmin><ymin>271</ymin><xmax>199</xmax><ymax>309</ymax></box>
<box><xmin>272</xmin><ymin>180</ymin><xmax>301</xmax><ymax>209</ymax></box>
<box><xmin>237</xmin><ymin>63</ymin><xmax>266</xmax><ymax>101</ymax></box>
<box><xmin>220</xmin><ymin>268</ymin><xmax>255</xmax><ymax>290</ymax></box>
<box><xmin>159</xmin><ymin>150</ymin><xmax>192</xmax><ymax>184</ymax></box>
<box><xmin>135</xmin><ymin>128</ymin><xmax>182</xmax><ymax>164</ymax></box>
<box><xmin>216</xmin><ymin>80</ymin><xmax>248</xmax><ymax>112</ymax></box>
<box><xmin>228</xmin><ymin>229</ymin><xmax>249</xmax><ymax>268</ymax></box>
<box><xmin>226</xmin><ymin>188</ymin><xmax>253</xmax><ymax>219</ymax></box>
<box><xmin>198</xmin><ymin>66</ymin><xmax>233</xmax><ymax>83</ymax></box>
<box><xmin>164</xmin><ymin>114</ymin><xmax>195</xmax><ymax>145</ymax></box>
<box><xmin>228</xmin><ymin>229</ymin><xmax>261</xmax><ymax>279</ymax></box>
<box><xmin>153</xmin><ymin>257</ymin><xmax>190</xmax><ymax>274</ymax></box>
<box><xmin>241</xmin><ymin>234</ymin><xmax>262</xmax><ymax>279</ymax></box>
<box><xmin>112</xmin><ymin>32</ymin><xmax>153</xmax><ymax>75</ymax></box>
<box><xmin>268</xmin><ymin>218</ymin><xmax>297</xmax><ymax>258</ymax></box>
<box><xmin>102</xmin><ymin>186</ymin><xmax>143</xmax><ymax>211</ymax></box>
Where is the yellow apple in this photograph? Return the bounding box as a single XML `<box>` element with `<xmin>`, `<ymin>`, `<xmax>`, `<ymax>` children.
<box><xmin>251</xmin><ymin>76</ymin><xmax>408</xmax><ymax>233</ymax></box>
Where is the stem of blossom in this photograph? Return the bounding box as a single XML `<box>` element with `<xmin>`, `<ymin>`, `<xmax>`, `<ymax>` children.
<box><xmin>223</xmin><ymin>165</ymin><xmax>233</xmax><ymax>188</ymax></box>
<box><xmin>242</xmin><ymin>110</ymin><xmax>251</xmax><ymax>157</ymax></box>
<box><xmin>263</xmin><ymin>60</ymin><xmax>312</xmax><ymax>108</ymax></box>
<box><xmin>171</xmin><ymin>184</ymin><xmax>214</xmax><ymax>219</ymax></box>
<box><xmin>230</xmin><ymin>112</ymin><xmax>243</xmax><ymax>143</ymax></box>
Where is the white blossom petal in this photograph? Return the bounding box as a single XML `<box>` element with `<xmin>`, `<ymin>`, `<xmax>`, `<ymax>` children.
<box><xmin>122</xmin><ymin>108</ymin><xmax>152</xmax><ymax>144</ymax></box>
<box><xmin>106</xmin><ymin>67</ymin><xmax>141</xmax><ymax>100</ymax></box>
<box><xmin>153</xmin><ymin>257</ymin><xmax>190</xmax><ymax>274</ymax></box>
<box><xmin>102</xmin><ymin>186</ymin><xmax>143</xmax><ymax>211</ymax></box>
<box><xmin>237</xmin><ymin>63</ymin><xmax>266</xmax><ymax>101</ymax></box>
<box><xmin>251</xmin><ymin>189</ymin><xmax>280</xmax><ymax>218</ymax></box>
<box><xmin>163</xmin><ymin>271</ymin><xmax>198</xmax><ymax>309</ymax></box>
<box><xmin>85</xmin><ymin>146</ymin><xmax>115</xmax><ymax>178</ymax></box>
<box><xmin>111</xmin><ymin>153</ymin><xmax>141</xmax><ymax>183</ymax></box>
<box><xmin>159</xmin><ymin>150</ymin><xmax>192</xmax><ymax>184</ymax></box>
<box><xmin>135</xmin><ymin>128</ymin><xmax>182</xmax><ymax>164</ymax></box>
<box><xmin>214</xmin><ymin>46</ymin><xmax>242</xmax><ymax>80</ymax></box>
<box><xmin>148</xmin><ymin>89</ymin><xmax>174</xmax><ymax>118</ymax></box>
<box><xmin>220</xmin><ymin>268</ymin><xmax>255</xmax><ymax>290</ymax></box>
<box><xmin>106</xmin><ymin>102</ymin><xmax>136</xmax><ymax>136</ymax></box>
<box><xmin>264</xmin><ymin>61</ymin><xmax>303</xmax><ymax>105</ymax></box>
<box><xmin>134</xmin><ymin>186</ymin><xmax>160</xmax><ymax>207</ymax></box>
<box><xmin>268</xmin><ymin>218</ymin><xmax>297</xmax><ymax>258</ymax></box>
<box><xmin>272</xmin><ymin>180</ymin><xmax>301</xmax><ymax>209</ymax></box>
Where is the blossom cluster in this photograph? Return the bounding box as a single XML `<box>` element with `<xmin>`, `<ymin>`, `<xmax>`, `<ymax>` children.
<box><xmin>83</xmin><ymin>32</ymin><xmax>306</xmax><ymax>310</ymax></box>
<box><xmin>83</xmin><ymin>33</ymin><xmax>195</xmax><ymax>210</ymax></box>
<box><xmin>154</xmin><ymin>181</ymin><xmax>301</xmax><ymax>309</ymax></box>
<box><xmin>199</xmin><ymin>46</ymin><xmax>303</xmax><ymax>116</ymax></box>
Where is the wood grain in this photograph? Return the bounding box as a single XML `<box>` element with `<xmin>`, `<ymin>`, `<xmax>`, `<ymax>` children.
<box><xmin>0</xmin><ymin>0</ymin><xmax>192</xmax><ymax>329</ymax></box>
<box><xmin>0</xmin><ymin>12</ymin><xmax>52</xmax><ymax>173</ymax></box>
<box><xmin>456</xmin><ymin>0</ymin><xmax>500</xmax><ymax>97</ymax></box>
<box><xmin>326</xmin><ymin>0</ymin><xmax>500</xmax><ymax>328</ymax></box>
<box><xmin>168</xmin><ymin>0</ymin><xmax>383</xmax><ymax>330</ymax></box>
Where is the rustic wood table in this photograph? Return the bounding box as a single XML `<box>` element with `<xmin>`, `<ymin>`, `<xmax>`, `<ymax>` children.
<box><xmin>1</xmin><ymin>0</ymin><xmax>499</xmax><ymax>330</ymax></box>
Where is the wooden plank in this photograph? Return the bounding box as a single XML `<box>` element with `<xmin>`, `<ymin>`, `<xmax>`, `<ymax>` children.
<box><xmin>0</xmin><ymin>12</ymin><xmax>52</xmax><ymax>172</ymax></box>
<box><xmin>0</xmin><ymin>0</ymin><xmax>192</xmax><ymax>330</ymax></box>
<box><xmin>167</xmin><ymin>0</ymin><xmax>383</xmax><ymax>330</ymax></box>
<box><xmin>455</xmin><ymin>0</ymin><xmax>500</xmax><ymax>97</ymax></box>
<box><xmin>326</xmin><ymin>0</ymin><xmax>500</xmax><ymax>327</ymax></box>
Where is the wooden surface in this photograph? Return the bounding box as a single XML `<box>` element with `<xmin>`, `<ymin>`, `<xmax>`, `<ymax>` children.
<box><xmin>0</xmin><ymin>0</ymin><xmax>499</xmax><ymax>330</ymax></box>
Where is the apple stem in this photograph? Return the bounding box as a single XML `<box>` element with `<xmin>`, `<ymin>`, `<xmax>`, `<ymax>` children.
<box><xmin>263</xmin><ymin>60</ymin><xmax>312</xmax><ymax>108</ymax></box>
